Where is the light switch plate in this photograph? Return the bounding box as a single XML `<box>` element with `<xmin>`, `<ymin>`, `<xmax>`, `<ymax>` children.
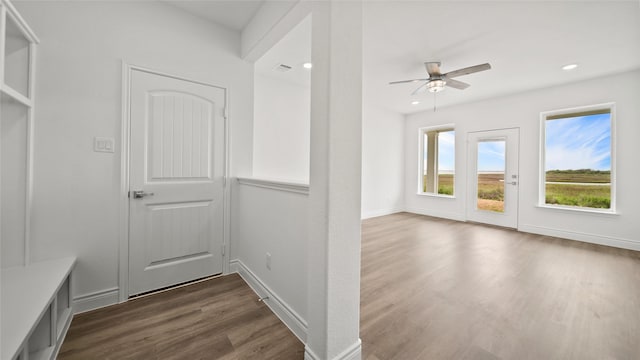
<box><xmin>94</xmin><ymin>137</ymin><xmax>115</xmax><ymax>153</ymax></box>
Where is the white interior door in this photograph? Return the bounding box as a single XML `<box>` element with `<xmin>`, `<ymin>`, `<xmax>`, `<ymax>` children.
<box><xmin>129</xmin><ymin>69</ymin><xmax>225</xmax><ymax>296</ymax></box>
<box><xmin>467</xmin><ymin>128</ymin><xmax>519</xmax><ymax>228</ymax></box>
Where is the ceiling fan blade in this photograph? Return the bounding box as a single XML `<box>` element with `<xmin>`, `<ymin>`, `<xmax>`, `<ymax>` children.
<box><xmin>389</xmin><ymin>78</ymin><xmax>429</xmax><ymax>85</ymax></box>
<box><xmin>444</xmin><ymin>63</ymin><xmax>491</xmax><ymax>78</ymax></box>
<box><xmin>425</xmin><ymin>62</ymin><xmax>441</xmax><ymax>76</ymax></box>
<box><xmin>444</xmin><ymin>78</ymin><xmax>470</xmax><ymax>90</ymax></box>
<box><xmin>411</xmin><ymin>82</ymin><xmax>429</xmax><ymax>95</ymax></box>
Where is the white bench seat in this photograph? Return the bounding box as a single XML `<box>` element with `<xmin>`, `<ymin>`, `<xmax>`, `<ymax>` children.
<box><xmin>1</xmin><ymin>256</ymin><xmax>76</xmax><ymax>360</ymax></box>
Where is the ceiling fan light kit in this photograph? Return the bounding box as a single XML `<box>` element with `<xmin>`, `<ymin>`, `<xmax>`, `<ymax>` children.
<box><xmin>427</xmin><ymin>79</ymin><xmax>446</xmax><ymax>93</ymax></box>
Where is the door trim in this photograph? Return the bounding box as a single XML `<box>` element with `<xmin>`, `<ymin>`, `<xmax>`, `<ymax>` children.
<box><xmin>118</xmin><ymin>62</ymin><xmax>230</xmax><ymax>302</ymax></box>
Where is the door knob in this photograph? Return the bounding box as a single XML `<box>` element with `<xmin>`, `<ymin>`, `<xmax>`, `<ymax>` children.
<box><xmin>131</xmin><ymin>190</ymin><xmax>154</xmax><ymax>199</ymax></box>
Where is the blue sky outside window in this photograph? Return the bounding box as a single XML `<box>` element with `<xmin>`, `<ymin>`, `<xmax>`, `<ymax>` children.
<box><xmin>546</xmin><ymin>113</ymin><xmax>611</xmax><ymax>171</ymax></box>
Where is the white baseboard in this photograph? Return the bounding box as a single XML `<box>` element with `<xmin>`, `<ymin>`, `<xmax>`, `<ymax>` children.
<box><xmin>518</xmin><ymin>224</ymin><xmax>640</xmax><ymax>252</ymax></box>
<box><xmin>361</xmin><ymin>207</ymin><xmax>404</xmax><ymax>220</ymax></box>
<box><xmin>305</xmin><ymin>339</ymin><xmax>362</xmax><ymax>360</ymax></box>
<box><xmin>405</xmin><ymin>206</ymin><xmax>466</xmax><ymax>222</ymax></box>
<box><xmin>73</xmin><ymin>287</ymin><xmax>119</xmax><ymax>314</ymax></box>
<box><xmin>335</xmin><ymin>339</ymin><xmax>362</xmax><ymax>360</ymax></box>
<box><xmin>230</xmin><ymin>259</ymin><xmax>308</xmax><ymax>342</ymax></box>
<box><xmin>304</xmin><ymin>347</ymin><xmax>318</xmax><ymax>360</ymax></box>
<box><xmin>405</xmin><ymin>208</ymin><xmax>640</xmax><ymax>251</ymax></box>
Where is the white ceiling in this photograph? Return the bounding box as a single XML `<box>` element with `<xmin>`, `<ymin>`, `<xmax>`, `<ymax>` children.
<box><xmin>166</xmin><ymin>0</ymin><xmax>264</xmax><ymax>32</ymax></box>
<box><xmin>168</xmin><ymin>1</ymin><xmax>640</xmax><ymax>115</ymax></box>
<box><xmin>364</xmin><ymin>1</ymin><xmax>640</xmax><ymax>114</ymax></box>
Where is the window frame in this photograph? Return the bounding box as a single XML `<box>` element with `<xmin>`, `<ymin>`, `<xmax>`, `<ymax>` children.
<box><xmin>538</xmin><ymin>102</ymin><xmax>616</xmax><ymax>214</ymax></box>
<box><xmin>417</xmin><ymin>124</ymin><xmax>456</xmax><ymax>198</ymax></box>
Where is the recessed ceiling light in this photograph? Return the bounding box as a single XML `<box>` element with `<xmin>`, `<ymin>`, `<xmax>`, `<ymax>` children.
<box><xmin>411</xmin><ymin>101</ymin><xmax>420</xmax><ymax>105</ymax></box>
<box><xmin>562</xmin><ymin>63</ymin><xmax>578</xmax><ymax>71</ymax></box>
<box><xmin>303</xmin><ymin>62</ymin><xmax>313</xmax><ymax>69</ymax></box>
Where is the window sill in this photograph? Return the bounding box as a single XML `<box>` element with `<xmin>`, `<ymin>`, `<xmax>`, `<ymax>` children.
<box><xmin>536</xmin><ymin>204</ymin><xmax>619</xmax><ymax>216</ymax></box>
<box><xmin>416</xmin><ymin>192</ymin><xmax>456</xmax><ymax>199</ymax></box>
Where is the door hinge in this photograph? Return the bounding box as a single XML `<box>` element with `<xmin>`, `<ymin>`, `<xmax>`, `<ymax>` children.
<box><xmin>223</xmin><ymin>176</ymin><xmax>227</xmax><ymax>187</ymax></box>
<box><xmin>223</xmin><ymin>107</ymin><xmax>228</xmax><ymax>119</ymax></box>
<box><xmin>221</xmin><ymin>244</ymin><xmax>226</xmax><ymax>257</ymax></box>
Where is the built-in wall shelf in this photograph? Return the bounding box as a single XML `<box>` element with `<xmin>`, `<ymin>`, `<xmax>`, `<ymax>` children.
<box><xmin>1</xmin><ymin>0</ymin><xmax>38</xmax><ymax>100</ymax></box>
<box><xmin>1</xmin><ymin>256</ymin><xmax>76</xmax><ymax>360</ymax></box>
<box><xmin>1</xmin><ymin>83</ymin><xmax>33</xmax><ymax>107</ymax></box>
<box><xmin>1</xmin><ymin>0</ymin><xmax>38</xmax><ymax>267</ymax></box>
<box><xmin>0</xmin><ymin>3</ymin><xmax>76</xmax><ymax>359</ymax></box>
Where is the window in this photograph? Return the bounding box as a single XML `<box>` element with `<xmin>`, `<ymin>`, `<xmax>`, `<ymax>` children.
<box><xmin>476</xmin><ymin>139</ymin><xmax>506</xmax><ymax>212</ymax></box>
<box><xmin>419</xmin><ymin>126</ymin><xmax>455</xmax><ymax>196</ymax></box>
<box><xmin>540</xmin><ymin>104</ymin><xmax>615</xmax><ymax>211</ymax></box>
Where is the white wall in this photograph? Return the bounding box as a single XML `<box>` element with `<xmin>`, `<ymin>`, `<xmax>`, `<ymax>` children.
<box><xmin>253</xmin><ymin>73</ymin><xmax>310</xmax><ymax>183</ymax></box>
<box><xmin>240</xmin><ymin>3</ymin><xmax>367</xmax><ymax>357</ymax></box>
<box><xmin>232</xmin><ymin>3</ymin><xmax>312</xmax><ymax>345</ymax></box>
<box><xmin>404</xmin><ymin>70</ymin><xmax>640</xmax><ymax>250</ymax></box>
<box><xmin>230</xmin><ymin>180</ymin><xmax>308</xmax><ymax>340</ymax></box>
<box><xmin>361</xmin><ymin>103</ymin><xmax>404</xmax><ymax>219</ymax></box>
<box><xmin>360</xmin><ymin>3</ymin><xmax>405</xmax><ymax>220</ymax></box>
<box><xmin>16</xmin><ymin>1</ymin><xmax>253</xmax><ymax>310</ymax></box>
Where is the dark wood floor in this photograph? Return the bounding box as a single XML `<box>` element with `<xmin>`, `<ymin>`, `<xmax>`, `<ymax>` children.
<box><xmin>60</xmin><ymin>212</ymin><xmax>640</xmax><ymax>359</ymax></box>
<box><xmin>58</xmin><ymin>274</ymin><xmax>304</xmax><ymax>359</ymax></box>
<box><xmin>360</xmin><ymin>212</ymin><xmax>640</xmax><ymax>360</ymax></box>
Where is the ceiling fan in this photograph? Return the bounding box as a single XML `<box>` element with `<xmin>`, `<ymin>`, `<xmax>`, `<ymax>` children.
<box><xmin>390</xmin><ymin>61</ymin><xmax>492</xmax><ymax>95</ymax></box>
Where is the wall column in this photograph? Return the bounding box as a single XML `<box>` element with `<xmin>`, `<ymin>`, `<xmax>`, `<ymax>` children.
<box><xmin>306</xmin><ymin>1</ymin><xmax>363</xmax><ymax>359</ymax></box>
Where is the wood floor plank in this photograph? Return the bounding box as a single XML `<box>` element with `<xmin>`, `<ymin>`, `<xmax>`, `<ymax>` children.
<box><xmin>60</xmin><ymin>212</ymin><xmax>639</xmax><ymax>359</ymax></box>
<box><xmin>360</xmin><ymin>212</ymin><xmax>640</xmax><ymax>360</ymax></box>
<box><xmin>58</xmin><ymin>274</ymin><xmax>304</xmax><ymax>359</ymax></box>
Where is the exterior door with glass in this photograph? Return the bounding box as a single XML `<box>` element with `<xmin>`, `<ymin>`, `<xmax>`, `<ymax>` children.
<box><xmin>466</xmin><ymin>128</ymin><xmax>519</xmax><ymax>228</ymax></box>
